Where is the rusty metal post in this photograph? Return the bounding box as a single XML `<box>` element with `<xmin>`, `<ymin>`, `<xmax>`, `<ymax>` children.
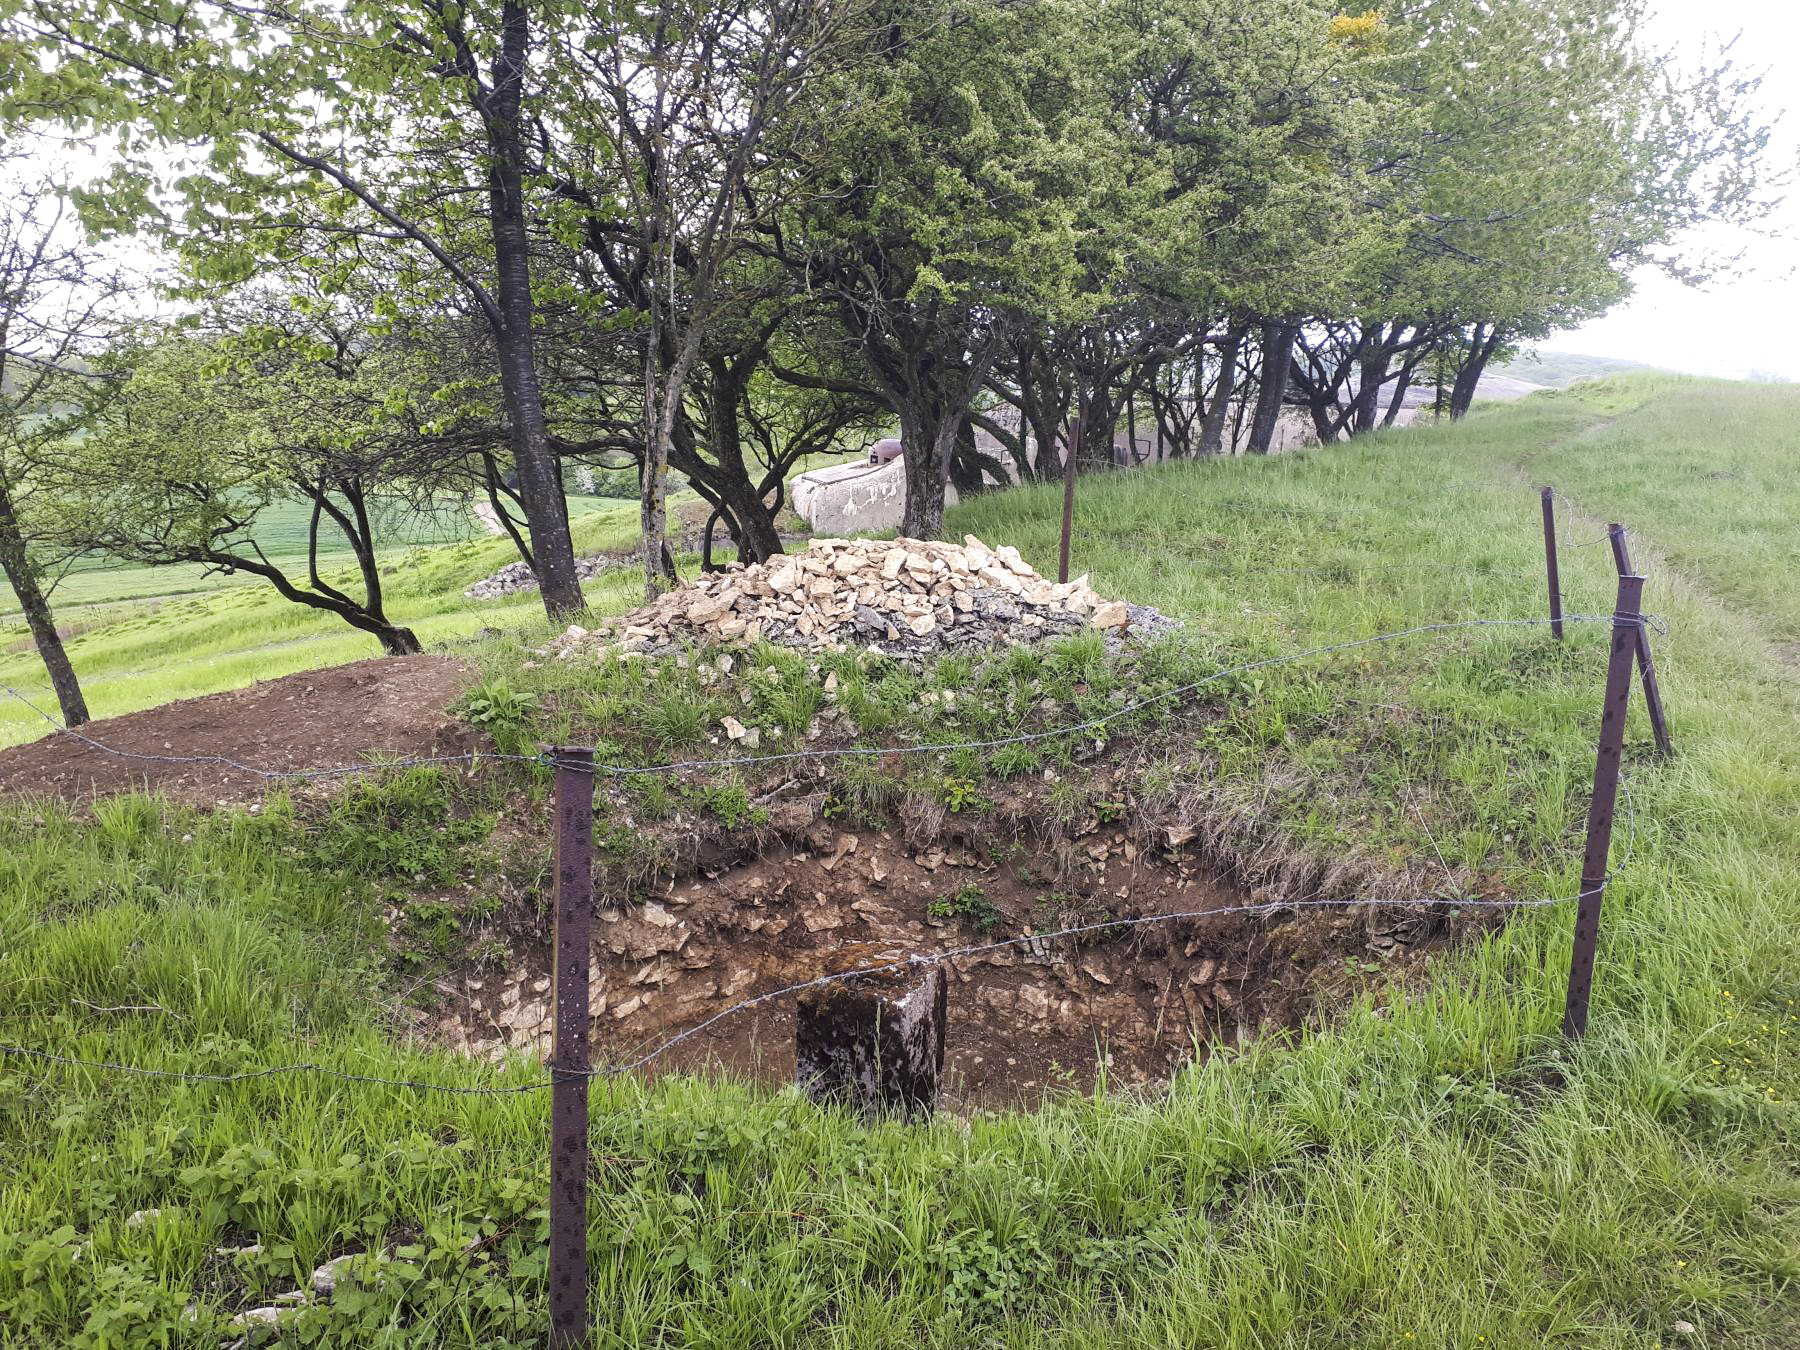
<box><xmin>1541</xmin><ymin>486</ymin><xmax>1564</xmax><ymax>639</ymax></box>
<box><xmin>1606</xmin><ymin>524</ymin><xmax>1673</xmax><ymax>756</ymax></box>
<box><xmin>1058</xmin><ymin>416</ymin><xmax>1081</xmax><ymax>585</ymax></box>
<box><xmin>549</xmin><ymin>746</ymin><xmax>596</xmax><ymax>1348</ymax></box>
<box><xmin>1562</xmin><ymin>574</ymin><xmax>1642</xmax><ymax>1039</ymax></box>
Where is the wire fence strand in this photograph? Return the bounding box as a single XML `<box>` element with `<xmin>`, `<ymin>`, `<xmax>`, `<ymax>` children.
<box><xmin>1</xmin><ymin>779</ymin><xmax>1639</xmax><ymax>1096</ymax></box>
<box><xmin>2</xmin><ymin>610</ymin><xmax>1645</xmax><ymax>782</ymax></box>
<box><xmin>0</xmin><ymin>606</ymin><xmax>1650</xmax><ymax>1097</ymax></box>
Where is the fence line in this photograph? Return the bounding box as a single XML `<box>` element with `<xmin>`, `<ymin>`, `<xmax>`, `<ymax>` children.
<box><xmin>0</xmin><ymin>604</ymin><xmax>1654</xmax><ymax>1092</ymax></box>
<box><xmin>5</xmin><ymin>611</ymin><xmax>1642</xmax><ymax>785</ymax></box>
<box><xmin>0</xmin><ymin>768</ymin><xmax>1636</xmax><ymax>1097</ymax></box>
<box><xmin>0</xmin><ymin>487</ymin><xmax>1667</xmax><ymax>1350</ymax></box>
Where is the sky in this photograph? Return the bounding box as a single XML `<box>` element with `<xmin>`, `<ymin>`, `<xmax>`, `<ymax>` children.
<box><xmin>1558</xmin><ymin>0</ymin><xmax>1800</xmax><ymax>380</ymax></box>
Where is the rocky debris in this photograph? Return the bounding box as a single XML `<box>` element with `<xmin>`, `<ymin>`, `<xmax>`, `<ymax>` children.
<box><xmin>560</xmin><ymin>535</ymin><xmax>1173</xmax><ymax>662</ymax></box>
<box><xmin>312</xmin><ymin>1253</ymin><xmax>363</xmax><ymax>1299</ymax></box>
<box><xmin>464</xmin><ymin>555</ymin><xmax>617</xmax><ymax>600</ymax></box>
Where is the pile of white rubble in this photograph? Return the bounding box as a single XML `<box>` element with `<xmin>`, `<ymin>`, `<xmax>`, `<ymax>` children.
<box><xmin>565</xmin><ymin>535</ymin><xmax>1139</xmax><ymax>661</ymax></box>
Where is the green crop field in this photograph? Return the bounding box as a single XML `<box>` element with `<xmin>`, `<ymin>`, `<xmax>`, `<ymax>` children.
<box><xmin>3</xmin><ymin>375</ymin><xmax>1799</xmax><ymax>1347</ymax></box>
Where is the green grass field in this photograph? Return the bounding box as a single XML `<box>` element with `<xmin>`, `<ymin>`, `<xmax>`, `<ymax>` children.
<box><xmin>3</xmin><ymin>375</ymin><xmax>1799</xmax><ymax>1347</ymax></box>
<box><xmin>0</xmin><ymin>497</ymin><xmax>663</xmax><ymax>749</ymax></box>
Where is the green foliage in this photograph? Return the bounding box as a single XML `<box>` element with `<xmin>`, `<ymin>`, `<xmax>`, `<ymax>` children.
<box><xmin>694</xmin><ymin>780</ymin><xmax>764</xmax><ymax>831</ymax></box>
<box><xmin>937</xmin><ymin>774</ymin><xmax>984</xmax><ymax>814</ymax></box>
<box><xmin>454</xmin><ymin>680</ymin><xmax>539</xmax><ymax>729</ymax></box>
<box><xmin>928</xmin><ymin>883</ymin><xmax>1002</xmax><ymax>936</ymax></box>
<box><xmin>309</xmin><ymin>769</ymin><xmax>491</xmax><ymax>888</ymax></box>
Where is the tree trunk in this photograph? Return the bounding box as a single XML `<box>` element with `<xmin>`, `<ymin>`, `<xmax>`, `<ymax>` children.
<box><xmin>1450</xmin><ymin>324</ymin><xmax>1502</xmax><ymax>420</ymax></box>
<box><xmin>883</xmin><ymin>338</ymin><xmax>1001</xmax><ymax>540</ymax></box>
<box><xmin>1199</xmin><ymin>325</ymin><xmax>1247</xmax><ymax>456</ymax></box>
<box><xmin>0</xmin><ymin>478</ymin><xmax>89</xmax><ymax>728</ymax></box>
<box><xmin>1248</xmin><ymin>320</ymin><xmax>1298</xmax><ymax>455</ymax></box>
<box><xmin>1076</xmin><ymin>386</ymin><xmax>1118</xmax><ymax>471</ymax></box>
<box><xmin>897</xmin><ymin>397</ymin><xmax>954</xmax><ymax>540</ymax></box>
<box><xmin>377</xmin><ymin>625</ymin><xmax>425</xmax><ymax>656</ymax></box>
<box><xmin>640</xmin><ymin>318</ymin><xmax>679</xmax><ymax>600</ymax></box>
<box><xmin>482</xmin><ymin>7</ymin><xmax>582</xmax><ymax>619</ymax></box>
<box><xmin>1351</xmin><ymin>324</ymin><xmax>1390</xmax><ymax>436</ymax></box>
<box><xmin>713</xmin><ymin>473</ymin><xmax>784</xmax><ymax>563</ymax></box>
<box><xmin>482</xmin><ymin>453</ymin><xmax>534</xmax><ymax>569</ymax></box>
<box><xmin>671</xmin><ymin>354</ymin><xmax>786</xmax><ymax>565</ymax></box>
<box><xmin>1382</xmin><ymin>363</ymin><xmax>1417</xmax><ymax>427</ymax></box>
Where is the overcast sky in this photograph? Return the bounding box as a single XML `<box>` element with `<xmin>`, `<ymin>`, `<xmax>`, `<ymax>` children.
<box><xmin>1557</xmin><ymin>0</ymin><xmax>1800</xmax><ymax>379</ymax></box>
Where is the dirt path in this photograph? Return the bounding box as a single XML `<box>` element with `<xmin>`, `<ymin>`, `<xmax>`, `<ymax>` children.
<box><xmin>0</xmin><ymin>654</ymin><xmax>480</xmax><ymax>806</ymax></box>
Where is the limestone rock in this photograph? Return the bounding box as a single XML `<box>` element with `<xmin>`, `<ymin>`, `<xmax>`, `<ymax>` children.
<box><xmin>567</xmin><ymin>535</ymin><xmax>1173</xmax><ymax>664</ymax></box>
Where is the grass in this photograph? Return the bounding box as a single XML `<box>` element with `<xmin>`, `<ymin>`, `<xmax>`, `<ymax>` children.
<box><xmin>3</xmin><ymin>375</ymin><xmax>1800</xmax><ymax>1345</ymax></box>
<box><xmin>0</xmin><ymin>496</ymin><xmax>665</xmax><ymax>749</ymax></box>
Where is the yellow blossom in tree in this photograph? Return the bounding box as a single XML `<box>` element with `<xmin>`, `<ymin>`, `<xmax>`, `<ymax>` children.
<box><xmin>1329</xmin><ymin>9</ymin><xmax>1385</xmax><ymax>48</ymax></box>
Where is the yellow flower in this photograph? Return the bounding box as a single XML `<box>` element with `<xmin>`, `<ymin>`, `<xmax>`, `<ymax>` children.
<box><xmin>1328</xmin><ymin>9</ymin><xmax>1386</xmax><ymax>47</ymax></box>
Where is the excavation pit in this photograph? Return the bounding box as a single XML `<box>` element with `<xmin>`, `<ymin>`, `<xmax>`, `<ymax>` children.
<box><xmin>437</xmin><ymin>821</ymin><xmax>1498</xmax><ymax>1107</ymax></box>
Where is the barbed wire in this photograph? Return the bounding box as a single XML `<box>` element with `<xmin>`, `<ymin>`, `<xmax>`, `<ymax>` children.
<box><xmin>565</xmin><ymin>614</ymin><xmax>1645</xmax><ymax>777</ymax></box>
<box><xmin>1205</xmin><ymin>562</ymin><xmax>1528</xmax><ymax>578</ymax></box>
<box><xmin>1</xmin><ymin>604</ymin><xmax>1652</xmax><ymax>1096</ymax></box>
<box><xmin>5</xmin><ymin>612</ymin><xmax>1636</xmax><ymax>782</ymax></box>
<box><xmin>1</xmin><ymin>773</ymin><xmax>1638</xmax><ymax>1096</ymax></box>
<box><xmin>6</xmin><ymin>612</ymin><xmax>1655</xmax><ymax>781</ymax></box>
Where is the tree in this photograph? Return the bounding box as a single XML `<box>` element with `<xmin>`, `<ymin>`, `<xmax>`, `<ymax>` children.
<box><xmin>779</xmin><ymin>0</ymin><xmax>1092</xmax><ymax>538</ymax></box>
<box><xmin>0</xmin><ymin>162</ymin><xmax>123</xmax><ymax>727</ymax></box>
<box><xmin>980</xmin><ymin>0</ymin><xmax>1393</xmax><ymax>467</ymax></box>
<box><xmin>57</xmin><ymin>310</ymin><xmax>482</xmax><ymax>655</ymax></box>
<box><xmin>1</xmin><ymin>0</ymin><xmax>588</xmax><ymax>616</ymax></box>
<box><xmin>538</xmin><ymin>0</ymin><xmax>876</xmax><ymax>595</ymax></box>
<box><xmin>1289</xmin><ymin>1</ymin><xmax>1781</xmax><ymax>433</ymax></box>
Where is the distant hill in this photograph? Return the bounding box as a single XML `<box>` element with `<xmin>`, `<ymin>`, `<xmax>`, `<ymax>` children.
<box><xmin>1492</xmin><ymin>350</ymin><xmax>1665</xmax><ymax>388</ymax></box>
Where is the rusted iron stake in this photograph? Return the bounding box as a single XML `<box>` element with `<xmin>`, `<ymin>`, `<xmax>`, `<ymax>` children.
<box><xmin>1541</xmin><ymin>486</ymin><xmax>1564</xmax><ymax>640</ymax></box>
<box><xmin>1058</xmin><ymin>416</ymin><xmax>1081</xmax><ymax>585</ymax></box>
<box><xmin>1562</xmin><ymin>573</ymin><xmax>1643</xmax><ymax>1039</ymax></box>
<box><xmin>1606</xmin><ymin>524</ymin><xmax>1673</xmax><ymax>756</ymax></box>
<box><xmin>549</xmin><ymin>746</ymin><xmax>596</xmax><ymax>1349</ymax></box>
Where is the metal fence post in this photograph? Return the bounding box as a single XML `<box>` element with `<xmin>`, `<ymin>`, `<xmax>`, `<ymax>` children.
<box><xmin>1541</xmin><ymin>486</ymin><xmax>1564</xmax><ymax>640</ymax></box>
<box><xmin>1059</xmin><ymin>416</ymin><xmax>1081</xmax><ymax>585</ymax></box>
<box><xmin>1562</xmin><ymin>574</ymin><xmax>1642</xmax><ymax>1039</ymax></box>
<box><xmin>1606</xmin><ymin>524</ymin><xmax>1673</xmax><ymax>756</ymax></box>
<box><xmin>549</xmin><ymin>746</ymin><xmax>596</xmax><ymax>1349</ymax></box>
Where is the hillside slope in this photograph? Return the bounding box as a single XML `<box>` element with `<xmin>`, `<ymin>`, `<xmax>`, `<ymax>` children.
<box><xmin>3</xmin><ymin>375</ymin><xmax>1799</xmax><ymax>1347</ymax></box>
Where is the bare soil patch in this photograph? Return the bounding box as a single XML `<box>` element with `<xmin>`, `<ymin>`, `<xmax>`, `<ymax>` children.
<box><xmin>0</xmin><ymin>654</ymin><xmax>479</xmax><ymax>806</ymax></box>
<box><xmin>429</xmin><ymin>805</ymin><xmax>1496</xmax><ymax>1106</ymax></box>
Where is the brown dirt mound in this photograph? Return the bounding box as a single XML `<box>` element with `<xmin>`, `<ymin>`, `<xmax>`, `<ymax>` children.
<box><xmin>0</xmin><ymin>655</ymin><xmax>479</xmax><ymax>806</ymax></box>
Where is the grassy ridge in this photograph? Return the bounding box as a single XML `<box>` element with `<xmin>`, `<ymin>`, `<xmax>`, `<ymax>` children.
<box><xmin>3</xmin><ymin>377</ymin><xmax>1799</xmax><ymax>1346</ymax></box>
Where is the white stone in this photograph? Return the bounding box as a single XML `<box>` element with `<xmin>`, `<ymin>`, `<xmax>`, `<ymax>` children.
<box><xmin>1091</xmin><ymin>602</ymin><xmax>1128</xmax><ymax>629</ymax></box>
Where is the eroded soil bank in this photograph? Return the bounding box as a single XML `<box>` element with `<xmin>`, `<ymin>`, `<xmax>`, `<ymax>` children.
<box><xmin>425</xmin><ymin>804</ymin><xmax>1496</xmax><ymax>1105</ymax></box>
